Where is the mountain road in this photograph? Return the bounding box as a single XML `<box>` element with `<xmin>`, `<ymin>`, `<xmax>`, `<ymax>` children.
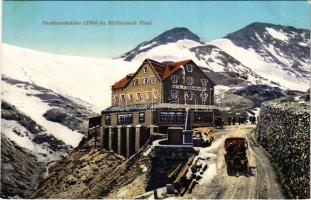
<box><xmin>186</xmin><ymin>125</ymin><xmax>285</xmax><ymax>199</ymax></box>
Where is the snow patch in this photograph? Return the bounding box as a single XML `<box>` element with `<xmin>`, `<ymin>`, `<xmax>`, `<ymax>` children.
<box><xmin>209</xmin><ymin>39</ymin><xmax>309</xmax><ymax>91</ymax></box>
<box><xmin>140</xmin><ymin>164</ymin><xmax>148</xmax><ymax>173</ymax></box>
<box><xmin>199</xmin><ymin>162</ymin><xmax>217</xmax><ymax>185</ymax></box>
<box><xmin>143</xmin><ymin>146</ymin><xmax>153</xmax><ymax>156</ymax></box>
<box><xmin>1</xmin><ymin>119</ymin><xmax>63</xmax><ymax>162</ymax></box>
<box><xmin>298</xmin><ymin>42</ymin><xmax>308</xmax><ymax>47</ymax></box>
<box><xmin>1</xmin><ymin>81</ymin><xmax>84</xmax><ymax>147</ymax></box>
<box><xmin>130</xmin><ymin>39</ymin><xmax>203</xmax><ymax>65</ymax></box>
<box><xmin>2</xmin><ymin>43</ymin><xmax>139</xmax><ymax>111</ymax></box>
<box><xmin>139</xmin><ymin>41</ymin><xmax>157</xmax><ymax>50</ymax></box>
<box><xmin>266</xmin><ymin>27</ymin><xmax>289</xmax><ymax>42</ymax></box>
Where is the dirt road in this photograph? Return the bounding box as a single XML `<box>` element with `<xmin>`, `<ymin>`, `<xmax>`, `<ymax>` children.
<box><xmin>187</xmin><ymin>125</ymin><xmax>285</xmax><ymax>199</ymax></box>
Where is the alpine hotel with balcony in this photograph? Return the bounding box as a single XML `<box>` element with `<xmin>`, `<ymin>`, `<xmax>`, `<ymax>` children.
<box><xmin>101</xmin><ymin>59</ymin><xmax>219</xmax><ymax>133</ymax></box>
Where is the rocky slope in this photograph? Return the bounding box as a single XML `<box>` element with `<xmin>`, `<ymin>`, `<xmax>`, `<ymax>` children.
<box><xmin>1</xmin><ymin>77</ymin><xmax>96</xmax><ymax>198</ymax></box>
<box><xmin>1</xmin><ymin>134</ymin><xmax>45</xmax><ymax>198</ymax></box>
<box><xmin>190</xmin><ymin>45</ymin><xmax>267</xmax><ymax>85</ymax></box>
<box><xmin>225</xmin><ymin>22</ymin><xmax>310</xmax><ymax>82</ymax></box>
<box><xmin>119</xmin><ymin>22</ymin><xmax>310</xmax><ymax>92</ymax></box>
<box><xmin>30</xmin><ymin>139</ymin><xmax>153</xmax><ymax>199</ymax></box>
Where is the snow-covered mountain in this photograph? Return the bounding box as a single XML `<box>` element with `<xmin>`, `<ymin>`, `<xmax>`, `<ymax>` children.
<box><xmin>225</xmin><ymin>22</ymin><xmax>310</xmax><ymax>81</ymax></box>
<box><xmin>119</xmin><ymin>22</ymin><xmax>310</xmax><ymax>91</ymax></box>
<box><xmin>1</xmin><ymin>22</ymin><xmax>310</xmax><ymax>197</ymax></box>
<box><xmin>119</xmin><ymin>27</ymin><xmax>203</xmax><ymax>62</ymax></box>
<box><xmin>1</xmin><ymin>77</ymin><xmax>93</xmax><ymax>197</ymax></box>
<box><xmin>2</xmin><ymin>44</ymin><xmax>140</xmax><ymax>111</ymax></box>
<box><xmin>1</xmin><ymin>44</ymin><xmax>139</xmax><ymax>197</ymax></box>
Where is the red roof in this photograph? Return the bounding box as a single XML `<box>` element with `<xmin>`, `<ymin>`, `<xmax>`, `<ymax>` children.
<box><xmin>111</xmin><ymin>59</ymin><xmax>192</xmax><ymax>90</ymax></box>
<box><xmin>145</xmin><ymin>59</ymin><xmax>166</xmax><ymax>78</ymax></box>
<box><xmin>162</xmin><ymin>60</ymin><xmax>191</xmax><ymax>80</ymax></box>
<box><xmin>111</xmin><ymin>73</ymin><xmax>133</xmax><ymax>89</ymax></box>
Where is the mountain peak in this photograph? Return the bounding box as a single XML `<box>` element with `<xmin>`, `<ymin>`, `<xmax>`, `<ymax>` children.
<box><xmin>225</xmin><ymin>22</ymin><xmax>309</xmax><ymax>40</ymax></box>
<box><xmin>152</xmin><ymin>27</ymin><xmax>201</xmax><ymax>44</ymax></box>
<box><xmin>119</xmin><ymin>27</ymin><xmax>202</xmax><ymax>61</ymax></box>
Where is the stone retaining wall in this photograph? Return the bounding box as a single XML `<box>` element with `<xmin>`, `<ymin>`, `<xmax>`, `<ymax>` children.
<box><xmin>145</xmin><ymin>141</ymin><xmax>196</xmax><ymax>191</ymax></box>
<box><xmin>256</xmin><ymin>101</ymin><xmax>310</xmax><ymax>199</ymax></box>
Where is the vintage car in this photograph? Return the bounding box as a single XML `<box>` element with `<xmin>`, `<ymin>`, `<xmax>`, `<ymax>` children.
<box><xmin>224</xmin><ymin>137</ymin><xmax>249</xmax><ymax>176</ymax></box>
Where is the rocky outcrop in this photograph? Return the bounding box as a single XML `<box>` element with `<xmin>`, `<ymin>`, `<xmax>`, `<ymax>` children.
<box><xmin>43</xmin><ymin>108</ymin><xmax>86</xmax><ymax>132</ymax></box>
<box><xmin>29</xmin><ymin>139</ymin><xmax>125</xmax><ymax>199</ymax></box>
<box><xmin>225</xmin><ymin>22</ymin><xmax>310</xmax><ymax>80</ymax></box>
<box><xmin>1</xmin><ymin>134</ymin><xmax>45</xmax><ymax>198</ymax></box>
<box><xmin>1</xmin><ymin>78</ymin><xmax>96</xmax><ymax>198</ymax></box>
<box><xmin>256</xmin><ymin>99</ymin><xmax>310</xmax><ymax>199</ymax></box>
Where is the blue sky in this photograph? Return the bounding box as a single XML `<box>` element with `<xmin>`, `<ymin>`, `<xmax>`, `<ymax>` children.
<box><xmin>3</xmin><ymin>1</ymin><xmax>310</xmax><ymax>58</ymax></box>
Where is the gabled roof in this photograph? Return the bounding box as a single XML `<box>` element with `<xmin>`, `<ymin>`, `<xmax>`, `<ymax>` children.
<box><xmin>145</xmin><ymin>59</ymin><xmax>166</xmax><ymax>79</ymax></box>
<box><xmin>162</xmin><ymin>60</ymin><xmax>191</xmax><ymax>80</ymax></box>
<box><xmin>111</xmin><ymin>59</ymin><xmax>215</xmax><ymax>90</ymax></box>
<box><xmin>111</xmin><ymin>73</ymin><xmax>134</xmax><ymax>89</ymax></box>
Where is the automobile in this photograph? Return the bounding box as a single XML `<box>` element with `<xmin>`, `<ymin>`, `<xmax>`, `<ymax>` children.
<box><xmin>224</xmin><ymin>137</ymin><xmax>249</xmax><ymax>176</ymax></box>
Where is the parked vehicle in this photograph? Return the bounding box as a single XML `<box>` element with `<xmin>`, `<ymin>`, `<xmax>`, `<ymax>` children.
<box><xmin>224</xmin><ymin>137</ymin><xmax>249</xmax><ymax>176</ymax></box>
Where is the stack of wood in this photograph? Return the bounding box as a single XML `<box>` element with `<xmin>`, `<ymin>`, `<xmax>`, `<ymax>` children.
<box><xmin>168</xmin><ymin>155</ymin><xmax>208</xmax><ymax>196</ymax></box>
<box><xmin>193</xmin><ymin>127</ymin><xmax>215</xmax><ymax>146</ymax></box>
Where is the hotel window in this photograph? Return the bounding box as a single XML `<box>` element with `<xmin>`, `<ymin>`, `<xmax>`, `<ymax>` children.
<box><xmin>159</xmin><ymin>111</ymin><xmax>185</xmax><ymax>124</ymax></box>
<box><xmin>143</xmin><ymin>66</ymin><xmax>148</xmax><ymax>73</ymax></box>
<box><xmin>139</xmin><ymin>112</ymin><xmax>145</xmax><ymax>123</ymax></box>
<box><xmin>142</xmin><ymin>77</ymin><xmax>149</xmax><ymax>85</ymax></box>
<box><xmin>194</xmin><ymin>112</ymin><xmax>213</xmax><ymax>123</ymax></box>
<box><xmin>171</xmin><ymin>75</ymin><xmax>179</xmax><ymax>84</ymax></box>
<box><xmin>145</xmin><ymin>91</ymin><xmax>151</xmax><ymax>100</ymax></box>
<box><xmin>105</xmin><ymin>115</ymin><xmax>111</xmax><ymax>125</ymax></box>
<box><xmin>150</xmin><ymin>76</ymin><xmax>156</xmax><ymax>84</ymax></box>
<box><xmin>201</xmin><ymin>92</ymin><xmax>208</xmax><ymax>101</ymax></box>
<box><xmin>186</xmin><ymin>91</ymin><xmax>193</xmax><ymax>100</ymax></box>
<box><xmin>186</xmin><ymin>77</ymin><xmax>193</xmax><ymax>85</ymax></box>
<box><xmin>133</xmin><ymin>79</ymin><xmax>140</xmax><ymax>87</ymax></box>
<box><xmin>120</xmin><ymin>94</ymin><xmax>126</xmax><ymax>102</ymax></box>
<box><xmin>201</xmin><ymin>79</ymin><xmax>208</xmax><ymax>87</ymax></box>
<box><xmin>114</xmin><ymin>96</ymin><xmax>119</xmax><ymax>103</ymax></box>
<box><xmin>128</xmin><ymin>93</ymin><xmax>133</xmax><ymax>102</ymax></box>
<box><xmin>136</xmin><ymin>92</ymin><xmax>142</xmax><ymax>101</ymax></box>
<box><xmin>186</xmin><ymin>64</ymin><xmax>194</xmax><ymax>72</ymax></box>
<box><xmin>117</xmin><ymin>114</ymin><xmax>133</xmax><ymax>125</ymax></box>
<box><xmin>153</xmin><ymin>90</ymin><xmax>159</xmax><ymax>99</ymax></box>
<box><xmin>171</xmin><ymin>90</ymin><xmax>178</xmax><ymax>99</ymax></box>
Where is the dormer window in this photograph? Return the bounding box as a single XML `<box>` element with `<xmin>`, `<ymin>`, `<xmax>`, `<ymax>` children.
<box><xmin>150</xmin><ymin>76</ymin><xmax>156</xmax><ymax>84</ymax></box>
<box><xmin>133</xmin><ymin>78</ymin><xmax>140</xmax><ymax>87</ymax></box>
<box><xmin>143</xmin><ymin>66</ymin><xmax>148</xmax><ymax>73</ymax></box>
<box><xmin>201</xmin><ymin>79</ymin><xmax>208</xmax><ymax>87</ymax></box>
<box><xmin>142</xmin><ymin>77</ymin><xmax>149</xmax><ymax>85</ymax></box>
<box><xmin>186</xmin><ymin>77</ymin><xmax>193</xmax><ymax>85</ymax></box>
<box><xmin>186</xmin><ymin>64</ymin><xmax>194</xmax><ymax>72</ymax></box>
<box><xmin>171</xmin><ymin>75</ymin><xmax>178</xmax><ymax>84</ymax></box>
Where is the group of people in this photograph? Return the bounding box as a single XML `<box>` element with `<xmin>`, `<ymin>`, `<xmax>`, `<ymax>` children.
<box><xmin>227</xmin><ymin>115</ymin><xmax>257</xmax><ymax>125</ymax></box>
<box><xmin>214</xmin><ymin>115</ymin><xmax>257</xmax><ymax>128</ymax></box>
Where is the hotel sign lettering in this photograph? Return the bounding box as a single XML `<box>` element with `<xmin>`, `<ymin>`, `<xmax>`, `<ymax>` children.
<box><xmin>172</xmin><ymin>85</ymin><xmax>206</xmax><ymax>91</ymax></box>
